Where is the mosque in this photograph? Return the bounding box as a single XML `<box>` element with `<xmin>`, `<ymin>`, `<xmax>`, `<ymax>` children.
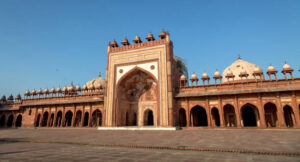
<box><xmin>0</xmin><ymin>31</ymin><xmax>299</xmax><ymax>129</ymax></box>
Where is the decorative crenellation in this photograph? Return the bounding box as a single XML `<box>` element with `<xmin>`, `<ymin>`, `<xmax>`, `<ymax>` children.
<box><xmin>108</xmin><ymin>30</ymin><xmax>170</xmax><ymax>53</ymax></box>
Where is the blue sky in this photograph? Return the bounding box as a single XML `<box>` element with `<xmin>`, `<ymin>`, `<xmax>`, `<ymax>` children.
<box><xmin>0</xmin><ymin>0</ymin><xmax>299</xmax><ymax>97</ymax></box>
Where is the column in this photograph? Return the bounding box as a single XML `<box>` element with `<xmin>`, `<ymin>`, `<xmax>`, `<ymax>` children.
<box><xmin>258</xmin><ymin>95</ymin><xmax>266</xmax><ymax>128</ymax></box>
<box><xmin>218</xmin><ymin>97</ymin><xmax>225</xmax><ymax>127</ymax></box>
<box><xmin>206</xmin><ymin>98</ymin><xmax>212</xmax><ymax>127</ymax></box>
<box><xmin>276</xmin><ymin>93</ymin><xmax>285</xmax><ymax>127</ymax></box>
<box><xmin>186</xmin><ymin>98</ymin><xmax>190</xmax><ymax>127</ymax></box>
<box><xmin>234</xmin><ymin>96</ymin><xmax>241</xmax><ymax>127</ymax></box>
<box><xmin>291</xmin><ymin>92</ymin><xmax>300</xmax><ymax>127</ymax></box>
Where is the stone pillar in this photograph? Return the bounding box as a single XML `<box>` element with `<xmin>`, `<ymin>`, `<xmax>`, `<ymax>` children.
<box><xmin>81</xmin><ymin>106</ymin><xmax>85</xmax><ymax>127</ymax></box>
<box><xmin>218</xmin><ymin>97</ymin><xmax>225</xmax><ymax>127</ymax></box>
<box><xmin>186</xmin><ymin>98</ymin><xmax>190</xmax><ymax>127</ymax></box>
<box><xmin>62</xmin><ymin>107</ymin><xmax>66</xmax><ymax>127</ymax></box>
<box><xmin>258</xmin><ymin>95</ymin><xmax>266</xmax><ymax>128</ymax></box>
<box><xmin>72</xmin><ymin>105</ymin><xmax>76</xmax><ymax>127</ymax></box>
<box><xmin>276</xmin><ymin>93</ymin><xmax>285</xmax><ymax>127</ymax></box>
<box><xmin>234</xmin><ymin>96</ymin><xmax>241</xmax><ymax>127</ymax></box>
<box><xmin>206</xmin><ymin>98</ymin><xmax>212</xmax><ymax>127</ymax></box>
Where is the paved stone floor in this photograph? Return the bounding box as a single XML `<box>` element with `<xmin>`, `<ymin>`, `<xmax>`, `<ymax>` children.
<box><xmin>0</xmin><ymin>128</ymin><xmax>299</xmax><ymax>161</ymax></box>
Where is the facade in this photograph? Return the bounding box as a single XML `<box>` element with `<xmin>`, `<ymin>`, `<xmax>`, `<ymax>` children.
<box><xmin>0</xmin><ymin>31</ymin><xmax>300</xmax><ymax>129</ymax></box>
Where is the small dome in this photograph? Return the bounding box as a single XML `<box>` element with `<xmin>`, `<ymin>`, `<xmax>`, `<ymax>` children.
<box><xmin>121</xmin><ymin>38</ymin><xmax>130</xmax><ymax>46</ymax></box>
<box><xmin>88</xmin><ymin>84</ymin><xmax>95</xmax><ymax>90</ymax></box>
<box><xmin>1</xmin><ymin>95</ymin><xmax>6</xmax><ymax>102</ymax></box>
<box><xmin>75</xmin><ymin>85</ymin><xmax>81</xmax><ymax>91</ymax></box>
<box><xmin>25</xmin><ymin>90</ymin><xmax>30</xmax><ymax>96</ymax></box>
<box><xmin>283</xmin><ymin>62</ymin><xmax>291</xmax><ymax>70</ymax></box>
<box><xmin>146</xmin><ymin>32</ymin><xmax>155</xmax><ymax>41</ymax></box>
<box><xmin>44</xmin><ymin>88</ymin><xmax>49</xmax><ymax>94</ymax></box>
<box><xmin>8</xmin><ymin>94</ymin><xmax>14</xmax><ymax>101</ymax></box>
<box><xmin>15</xmin><ymin>94</ymin><xmax>21</xmax><ymax>100</ymax></box>
<box><xmin>214</xmin><ymin>70</ymin><xmax>221</xmax><ymax>77</ymax></box>
<box><xmin>268</xmin><ymin>64</ymin><xmax>276</xmax><ymax>71</ymax></box>
<box><xmin>56</xmin><ymin>87</ymin><xmax>62</xmax><ymax>93</ymax></box>
<box><xmin>133</xmin><ymin>35</ymin><xmax>142</xmax><ymax>43</ymax></box>
<box><xmin>202</xmin><ymin>72</ymin><xmax>209</xmax><ymax>78</ymax></box>
<box><xmin>62</xmin><ymin>87</ymin><xmax>67</xmax><ymax>93</ymax></box>
<box><xmin>159</xmin><ymin>29</ymin><xmax>166</xmax><ymax>39</ymax></box>
<box><xmin>111</xmin><ymin>40</ymin><xmax>118</xmax><ymax>47</ymax></box>
<box><xmin>50</xmin><ymin>88</ymin><xmax>55</xmax><ymax>93</ymax></box>
<box><xmin>180</xmin><ymin>74</ymin><xmax>186</xmax><ymax>80</ymax></box>
<box><xmin>254</xmin><ymin>66</ymin><xmax>263</xmax><ymax>73</ymax></box>
<box><xmin>67</xmin><ymin>83</ymin><xmax>75</xmax><ymax>92</ymax></box>
<box><xmin>191</xmin><ymin>73</ymin><xmax>198</xmax><ymax>80</ymax></box>
<box><xmin>31</xmin><ymin>89</ymin><xmax>37</xmax><ymax>95</ymax></box>
<box><xmin>37</xmin><ymin>88</ymin><xmax>43</xmax><ymax>95</ymax></box>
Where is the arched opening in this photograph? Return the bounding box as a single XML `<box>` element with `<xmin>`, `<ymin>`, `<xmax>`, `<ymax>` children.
<box><xmin>49</xmin><ymin>113</ymin><xmax>54</xmax><ymax>127</ymax></box>
<box><xmin>55</xmin><ymin>111</ymin><xmax>62</xmax><ymax>127</ymax></box>
<box><xmin>74</xmin><ymin>110</ymin><xmax>82</xmax><ymax>127</ymax></box>
<box><xmin>283</xmin><ymin>105</ymin><xmax>295</xmax><ymax>127</ymax></box>
<box><xmin>211</xmin><ymin>108</ymin><xmax>220</xmax><ymax>127</ymax></box>
<box><xmin>144</xmin><ymin>109</ymin><xmax>154</xmax><ymax>126</ymax></box>
<box><xmin>41</xmin><ymin>112</ymin><xmax>49</xmax><ymax>127</ymax></box>
<box><xmin>35</xmin><ymin>114</ymin><xmax>41</xmax><ymax>127</ymax></box>
<box><xmin>91</xmin><ymin>110</ymin><xmax>102</xmax><ymax>127</ymax></box>
<box><xmin>116</xmin><ymin>68</ymin><xmax>158</xmax><ymax>126</ymax></box>
<box><xmin>190</xmin><ymin>106</ymin><xmax>207</xmax><ymax>127</ymax></box>
<box><xmin>15</xmin><ymin>115</ymin><xmax>22</xmax><ymax>127</ymax></box>
<box><xmin>178</xmin><ymin>108</ymin><xmax>187</xmax><ymax>127</ymax></box>
<box><xmin>0</xmin><ymin>115</ymin><xmax>6</xmax><ymax>127</ymax></box>
<box><xmin>7</xmin><ymin>114</ymin><xmax>14</xmax><ymax>127</ymax></box>
<box><xmin>223</xmin><ymin>104</ymin><xmax>236</xmax><ymax>127</ymax></box>
<box><xmin>264</xmin><ymin>102</ymin><xmax>277</xmax><ymax>127</ymax></box>
<box><xmin>241</xmin><ymin>104</ymin><xmax>259</xmax><ymax>127</ymax></box>
<box><xmin>83</xmin><ymin>112</ymin><xmax>89</xmax><ymax>127</ymax></box>
<box><xmin>64</xmin><ymin>111</ymin><xmax>73</xmax><ymax>127</ymax></box>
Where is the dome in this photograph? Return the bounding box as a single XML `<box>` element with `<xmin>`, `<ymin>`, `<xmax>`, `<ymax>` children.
<box><xmin>82</xmin><ymin>84</ymin><xmax>88</xmax><ymax>91</ymax></box>
<box><xmin>214</xmin><ymin>70</ymin><xmax>221</xmax><ymax>77</ymax></box>
<box><xmin>15</xmin><ymin>94</ymin><xmax>21</xmax><ymax>100</ymax></box>
<box><xmin>62</xmin><ymin>87</ymin><xmax>67</xmax><ymax>93</ymax></box>
<box><xmin>75</xmin><ymin>85</ymin><xmax>81</xmax><ymax>91</ymax></box>
<box><xmin>191</xmin><ymin>73</ymin><xmax>198</xmax><ymax>80</ymax></box>
<box><xmin>133</xmin><ymin>35</ymin><xmax>142</xmax><ymax>43</ymax></box>
<box><xmin>50</xmin><ymin>88</ymin><xmax>55</xmax><ymax>93</ymax></box>
<box><xmin>85</xmin><ymin>75</ymin><xmax>105</xmax><ymax>90</ymax></box>
<box><xmin>254</xmin><ymin>66</ymin><xmax>263</xmax><ymax>73</ymax></box>
<box><xmin>44</xmin><ymin>88</ymin><xmax>49</xmax><ymax>94</ymax></box>
<box><xmin>37</xmin><ymin>88</ymin><xmax>43</xmax><ymax>95</ymax></box>
<box><xmin>56</xmin><ymin>87</ymin><xmax>62</xmax><ymax>93</ymax></box>
<box><xmin>31</xmin><ymin>89</ymin><xmax>37</xmax><ymax>95</ymax></box>
<box><xmin>67</xmin><ymin>83</ymin><xmax>75</xmax><ymax>92</ymax></box>
<box><xmin>223</xmin><ymin>57</ymin><xmax>263</xmax><ymax>82</ymax></box>
<box><xmin>180</xmin><ymin>74</ymin><xmax>186</xmax><ymax>80</ymax></box>
<box><xmin>8</xmin><ymin>94</ymin><xmax>14</xmax><ymax>101</ymax></box>
<box><xmin>268</xmin><ymin>64</ymin><xmax>276</xmax><ymax>72</ymax></box>
<box><xmin>283</xmin><ymin>62</ymin><xmax>292</xmax><ymax>70</ymax></box>
<box><xmin>25</xmin><ymin>90</ymin><xmax>30</xmax><ymax>96</ymax></box>
<box><xmin>202</xmin><ymin>72</ymin><xmax>209</xmax><ymax>79</ymax></box>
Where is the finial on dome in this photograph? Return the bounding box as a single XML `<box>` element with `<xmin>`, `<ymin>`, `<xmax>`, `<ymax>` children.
<box><xmin>99</xmin><ymin>72</ymin><xmax>101</xmax><ymax>77</ymax></box>
<box><xmin>238</xmin><ymin>54</ymin><xmax>241</xmax><ymax>60</ymax></box>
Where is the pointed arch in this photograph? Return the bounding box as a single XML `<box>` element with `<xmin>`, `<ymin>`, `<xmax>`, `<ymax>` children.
<box><xmin>74</xmin><ymin>110</ymin><xmax>82</xmax><ymax>127</ymax></box>
<box><xmin>15</xmin><ymin>115</ymin><xmax>22</xmax><ymax>127</ymax></box>
<box><xmin>64</xmin><ymin>111</ymin><xmax>73</xmax><ymax>127</ymax></box>
<box><xmin>211</xmin><ymin>107</ymin><xmax>220</xmax><ymax>127</ymax></box>
<box><xmin>241</xmin><ymin>103</ymin><xmax>260</xmax><ymax>127</ymax></box>
<box><xmin>83</xmin><ymin>112</ymin><xmax>89</xmax><ymax>127</ymax></box>
<box><xmin>55</xmin><ymin>111</ymin><xmax>62</xmax><ymax>127</ymax></box>
<box><xmin>190</xmin><ymin>105</ymin><xmax>207</xmax><ymax>126</ymax></box>
<box><xmin>42</xmin><ymin>112</ymin><xmax>49</xmax><ymax>127</ymax></box>
<box><xmin>7</xmin><ymin>114</ymin><xmax>14</xmax><ymax>127</ymax></box>
<box><xmin>144</xmin><ymin>109</ymin><xmax>154</xmax><ymax>126</ymax></box>
<box><xmin>91</xmin><ymin>110</ymin><xmax>102</xmax><ymax>127</ymax></box>
<box><xmin>178</xmin><ymin>108</ymin><xmax>187</xmax><ymax>127</ymax></box>
<box><xmin>264</xmin><ymin>102</ymin><xmax>277</xmax><ymax>127</ymax></box>
<box><xmin>35</xmin><ymin>114</ymin><xmax>41</xmax><ymax>127</ymax></box>
<box><xmin>0</xmin><ymin>115</ymin><xmax>6</xmax><ymax>127</ymax></box>
<box><xmin>223</xmin><ymin>104</ymin><xmax>236</xmax><ymax>127</ymax></box>
<box><xmin>283</xmin><ymin>105</ymin><xmax>295</xmax><ymax>127</ymax></box>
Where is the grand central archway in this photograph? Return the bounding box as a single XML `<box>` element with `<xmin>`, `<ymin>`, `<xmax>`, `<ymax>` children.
<box><xmin>115</xmin><ymin>68</ymin><xmax>158</xmax><ymax>126</ymax></box>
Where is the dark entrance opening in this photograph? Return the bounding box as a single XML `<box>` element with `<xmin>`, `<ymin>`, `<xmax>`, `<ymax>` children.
<box><xmin>15</xmin><ymin>115</ymin><xmax>22</xmax><ymax>127</ymax></box>
<box><xmin>65</xmin><ymin>111</ymin><xmax>73</xmax><ymax>127</ymax></box>
<box><xmin>190</xmin><ymin>106</ymin><xmax>208</xmax><ymax>126</ymax></box>
<box><xmin>7</xmin><ymin>115</ymin><xmax>14</xmax><ymax>127</ymax></box>
<box><xmin>0</xmin><ymin>115</ymin><xmax>6</xmax><ymax>127</ymax></box>
<box><xmin>144</xmin><ymin>109</ymin><xmax>154</xmax><ymax>126</ymax></box>
<box><xmin>211</xmin><ymin>108</ymin><xmax>220</xmax><ymax>127</ymax></box>
<box><xmin>223</xmin><ymin>104</ymin><xmax>236</xmax><ymax>127</ymax></box>
<box><xmin>264</xmin><ymin>102</ymin><xmax>277</xmax><ymax>127</ymax></box>
<box><xmin>74</xmin><ymin>111</ymin><xmax>82</xmax><ymax>127</ymax></box>
<box><xmin>42</xmin><ymin>112</ymin><xmax>49</xmax><ymax>127</ymax></box>
<box><xmin>49</xmin><ymin>113</ymin><xmax>54</xmax><ymax>127</ymax></box>
<box><xmin>55</xmin><ymin>111</ymin><xmax>62</xmax><ymax>127</ymax></box>
<box><xmin>283</xmin><ymin>105</ymin><xmax>294</xmax><ymax>127</ymax></box>
<box><xmin>92</xmin><ymin>110</ymin><xmax>102</xmax><ymax>127</ymax></box>
<box><xmin>241</xmin><ymin>104</ymin><xmax>258</xmax><ymax>127</ymax></box>
<box><xmin>83</xmin><ymin>112</ymin><xmax>89</xmax><ymax>127</ymax></box>
<box><xmin>179</xmin><ymin>108</ymin><xmax>187</xmax><ymax>127</ymax></box>
<box><xmin>35</xmin><ymin>114</ymin><xmax>41</xmax><ymax>127</ymax></box>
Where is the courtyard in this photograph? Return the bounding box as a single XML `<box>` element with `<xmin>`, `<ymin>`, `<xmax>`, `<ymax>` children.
<box><xmin>0</xmin><ymin>128</ymin><xmax>299</xmax><ymax>161</ymax></box>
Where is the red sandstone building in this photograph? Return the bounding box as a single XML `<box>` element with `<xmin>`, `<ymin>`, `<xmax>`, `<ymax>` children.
<box><xmin>0</xmin><ymin>31</ymin><xmax>299</xmax><ymax>129</ymax></box>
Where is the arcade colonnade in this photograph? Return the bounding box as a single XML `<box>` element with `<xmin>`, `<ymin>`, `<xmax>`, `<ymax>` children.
<box><xmin>0</xmin><ymin>113</ymin><xmax>23</xmax><ymax>128</ymax></box>
<box><xmin>177</xmin><ymin>101</ymin><xmax>300</xmax><ymax>128</ymax></box>
<box><xmin>33</xmin><ymin>108</ymin><xmax>104</xmax><ymax>128</ymax></box>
